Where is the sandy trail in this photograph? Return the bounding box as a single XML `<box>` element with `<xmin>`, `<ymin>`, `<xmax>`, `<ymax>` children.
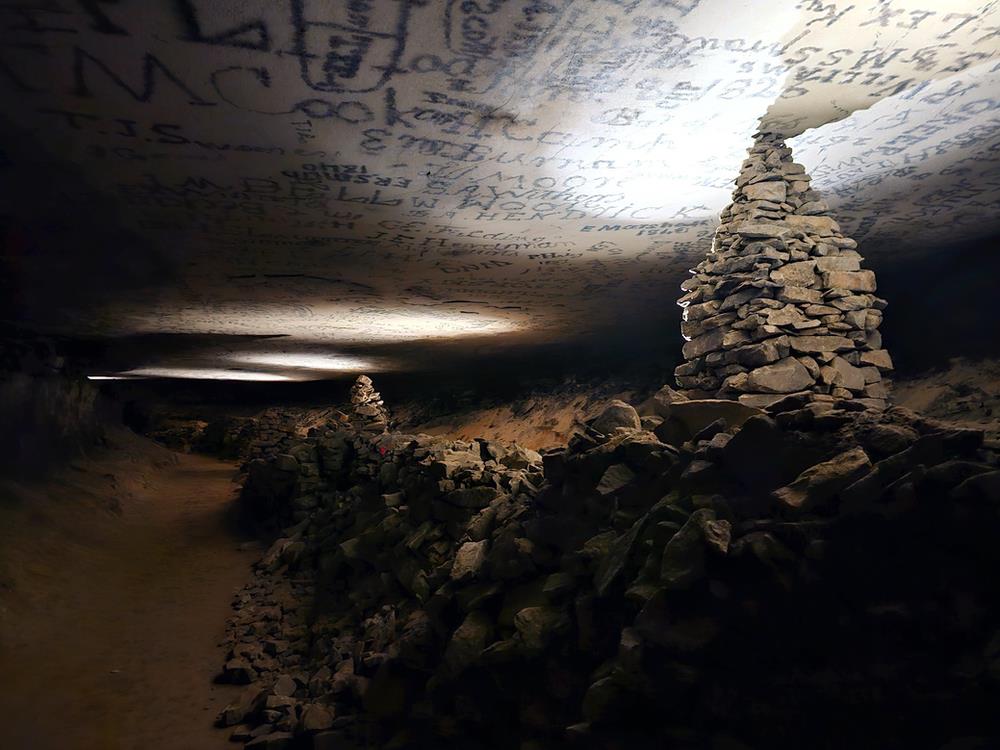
<box><xmin>0</xmin><ymin>440</ymin><xmax>257</xmax><ymax>750</ymax></box>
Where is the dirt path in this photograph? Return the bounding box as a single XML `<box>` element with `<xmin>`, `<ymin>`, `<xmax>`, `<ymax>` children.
<box><xmin>0</xmin><ymin>442</ymin><xmax>258</xmax><ymax>750</ymax></box>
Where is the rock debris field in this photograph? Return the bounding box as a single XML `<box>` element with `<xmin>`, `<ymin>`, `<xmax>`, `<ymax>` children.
<box><xmin>210</xmin><ymin>377</ymin><xmax>1000</xmax><ymax>750</ymax></box>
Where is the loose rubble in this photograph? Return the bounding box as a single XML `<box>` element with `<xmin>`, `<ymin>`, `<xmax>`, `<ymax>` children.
<box><xmin>219</xmin><ymin>378</ymin><xmax>1000</xmax><ymax>749</ymax></box>
<box><xmin>675</xmin><ymin>132</ymin><xmax>892</xmax><ymax>408</ymax></box>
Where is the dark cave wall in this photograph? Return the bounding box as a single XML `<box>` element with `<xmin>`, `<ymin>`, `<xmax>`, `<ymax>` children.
<box><xmin>0</xmin><ymin>336</ymin><xmax>110</xmax><ymax>476</ymax></box>
<box><xmin>870</xmin><ymin>234</ymin><xmax>1000</xmax><ymax>373</ymax></box>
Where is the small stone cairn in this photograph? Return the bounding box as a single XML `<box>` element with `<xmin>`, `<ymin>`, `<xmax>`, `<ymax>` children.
<box><xmin>675</xmin><ymin>132</ymin><xmax>893</xmax><ymax>409</ymax></box>
<box><xmin>349</xmin><ymin>375</ymin><xmax>390</xmax><ymax>437</ymax></box>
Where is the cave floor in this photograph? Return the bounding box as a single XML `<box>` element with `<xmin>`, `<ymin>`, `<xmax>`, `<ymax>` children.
<box><xmin>0</xmin><ymin>443</ymin><xmax>257</xmax><ymax>750</ymax></box>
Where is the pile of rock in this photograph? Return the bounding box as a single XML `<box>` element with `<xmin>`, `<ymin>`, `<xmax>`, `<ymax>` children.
<box><xmin>675</xmin><ymin>132</ymin><xmax>893</xmax><ymax>408</ymax></box>
<box><xmin>216</xmin><ymin>567</ymin><xmax>316</xmax><ymax>743</ymax></box>
<box><xmin>224</xmin><ymin>424</ymin><xmax>548</xmax><ymax>747</ymax></box>
<box><xmin>220</xmin><ymin>390</ymin><xmax>1000</xmax><ymax>749</ymax></box>
<box><xmin>349</xmin><ymin>375</ymin><xmax>390</xmax><ymax>437</ymax></box>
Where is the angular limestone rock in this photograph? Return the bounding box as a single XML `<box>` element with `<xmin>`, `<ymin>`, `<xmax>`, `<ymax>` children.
<box><xmin>444</xmin><ymin>611</ymin><xmax>493</xmax><ymax>675</ymax></box>
<box><xmin>217</xmin><ymin>686</ymin><xmax>266</xmax><ymax>727</ymax></box>
<box><xmin>660</xmin><ymin>508</ymin><xmax>729</xmax><ymax>590</ymax></box>
<box><xmin>591</xmin><ymin>400</ymin><xmax>642</xmax><ymax>434</ymax></box>
<box><xmin>514</xmin><ymin>606</ymin><xmax>570</xmax><ymax>652</ymax></box>
<box><xmin>746</xmin><ymin>358</ymin><xmax>814</xmax><ymax>394</ymax></box>
<box><xmin>823</xmin><ymin>270</ymin><xmax>876</xmax><ymax>292</ymax></box>
<box><xmin>451</xmin><ymin>540</ymin><xmax>488</xmax><ymax>582</ymax></box>
<box><xmin>637</xmin><ymin>384</ymin><xmax>688</xmax><ymax>418</ymax></box>
<box><xmin>772</xmin><ymin>447</ymin><xmax>872</xmax><ymax>511</ymax></box>
<box><xmin>860</xmin><ymin>349</ymin><xmax>894</xmax><ymax>370</ymax></box>
<box><xmin>596</xmin><ymin>463</ymin><xmax>636</xmax><ymax>495</ymax></box>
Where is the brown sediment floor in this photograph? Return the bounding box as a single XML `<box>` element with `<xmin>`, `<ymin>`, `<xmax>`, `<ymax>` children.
<box><xmin>0</xmin><ymin>432</ymin><xmax>257</xmax><ymax>750</ymax></box>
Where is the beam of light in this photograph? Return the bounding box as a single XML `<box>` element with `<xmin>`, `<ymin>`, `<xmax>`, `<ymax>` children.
<box><xmin>86</xmin><ymin>375</ymin><xmax>136</xmax><ymax>380</ymax></box>
<box><xmin>226</xmin><ymin>352</ymin><xmax>381</xmax><ymax>371</ymax></box>
<box><xmin>122</xmin><ymin>367</ymin><xmax>296</xmax><ymax>381</ymax></box>
<box><xmin>527</xmin><ymin>2</ymin><xmax>799</xmax><ymax>225</ymax></box>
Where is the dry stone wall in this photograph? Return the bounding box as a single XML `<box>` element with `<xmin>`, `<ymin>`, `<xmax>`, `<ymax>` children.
<box><xmin>676</xmin><ymin>133</ymin><xmax>893</xmax><ymax>409</ymax></box>
<box><xmin>245</xmin><ymin>409</ymin><xmax>311</xmax><ymax>463</ymax></box>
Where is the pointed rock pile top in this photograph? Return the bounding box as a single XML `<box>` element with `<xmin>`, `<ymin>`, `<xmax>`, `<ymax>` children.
<box><xmin>349</xmin><ymin>374</ymin><xmax>390</xmax><ymax>436</ymax></box>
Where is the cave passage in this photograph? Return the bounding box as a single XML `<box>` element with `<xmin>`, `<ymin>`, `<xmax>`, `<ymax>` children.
<box><xmin>0</xmin><ymin>445</ymin><xmax>256</xmax><ymax>749</ymax></box>
<box><xmin>1</xmin><ymin>2</ymin><xmax>1000</xmax><ymax>749</ymax></box>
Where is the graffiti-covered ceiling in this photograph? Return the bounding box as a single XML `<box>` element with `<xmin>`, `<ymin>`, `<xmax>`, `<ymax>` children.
<box><xmin>2</xmin><ymin>0</ymin><xmax>999</xmax><ymax>379</ymax></box>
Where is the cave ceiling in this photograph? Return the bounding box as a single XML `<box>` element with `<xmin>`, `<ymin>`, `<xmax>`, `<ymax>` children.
<box><xmin>2</xmin><ymin>0</ymin><xmax>999</xmax><ymax>379</ymax></box>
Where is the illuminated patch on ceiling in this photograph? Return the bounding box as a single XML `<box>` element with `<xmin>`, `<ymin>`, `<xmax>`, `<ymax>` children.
<box><xmin>123</xmin><ymin>306</ymin><xmax>526</xmax><ymax>343</ymax></box>
<box><xmin>122</xmin><ymin>368</ymin><xmax>297</xmax><ymax>381</ymax></box>
<box><xmin>225</xmin><ymin>352</ymin><xmax>383</xmax><ymax>371</ymax></box>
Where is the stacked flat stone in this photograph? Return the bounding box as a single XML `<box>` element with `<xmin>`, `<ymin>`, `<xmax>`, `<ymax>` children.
<box><xmin>349</xmin><ymin>375</ymin><xmax>390</xmax><ymax>437</ymax></box>
<box><xmin>246</xmin><ymin>408</ymin><xmax>300</xmax><ymax>461</ymax></box>
<box><xmin>674</xmin><ymin>132</ymin><xmax>893</xmax><ymax>409</ymax></box>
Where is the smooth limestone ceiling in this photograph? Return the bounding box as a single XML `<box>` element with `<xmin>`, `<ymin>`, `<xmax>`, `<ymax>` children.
<box><xmin>3</xmin><ymin>0</ymin><xmax>999</xmax><ymax>380</ymax></box>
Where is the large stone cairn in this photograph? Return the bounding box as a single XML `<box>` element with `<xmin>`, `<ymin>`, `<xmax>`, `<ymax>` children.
<box><xmin>349</xmin><ymin>375</ymin><xmax>390</xmax><ymax>437</ymax></box>
<box><xmin>675</xmin><ymin>132</ymin><xmax>893</xmax><ymax>409</ymax></box>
